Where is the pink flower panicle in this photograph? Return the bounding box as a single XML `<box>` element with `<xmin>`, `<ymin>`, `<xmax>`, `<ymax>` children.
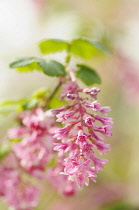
<box><xmin>6</xmin><ymin>107</ymin><xmax>77</xmax><ymax>204</ymax></box>
<box><xmin>53</xmin><ymin>82</ymin><xmax>113</xmax><ymax>187</ymax></box>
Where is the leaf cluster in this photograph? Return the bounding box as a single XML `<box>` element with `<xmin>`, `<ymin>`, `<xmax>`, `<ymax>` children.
<box><xmin>10</xmin><ymin>37</ymin><xmax>110</xmax><ymax>86</ymax></box>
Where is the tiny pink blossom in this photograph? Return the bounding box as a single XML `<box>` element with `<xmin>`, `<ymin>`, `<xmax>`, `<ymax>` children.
<box><xmin>95</xmin><ymin>115</ymin><xmax>113</xmax><ymax>125</ymax></box>
<box><xmin>61</xmin><ymin>82</ymin><xmax>76</xmax><ymax>97</ymax></box>
<box><xmin>84</xmin><ymin>116</ymin><xmax>95</xmax><ymax>127</ymax></box>
<box><xmin>56</xmin><ymin>111</ymin><xmax>74</xmax><ymax>122</ymax></box>
<box><xmin>83</xmin><ymin>87</ymin><xmax>100</xmax><ymax>99</ymax></box>
<box><xmin>66</xmin><ymin>93</ymin><xmax>77</xmax><ymax>100</ymax></box>
<box><xmin>100</xmin><ymin>106</ymin><xmax>111</xmax><ymax>116</ymax></box>
<box><xmin>53</xmin><ymin>143</ymin><xmax>69</xmax><ymax>157</ymax></box>
<box><xmin>54</xmin><ymin>125</ymin><xmax>71</xmax><ymax>140</ymax></box>
<box><xmin>85</xmin><ymin>101</ymin><xmax>102</xmax><ymax>112</ymax></box>
<box><xmin>76</xmin><ymin>130</ymin><xmax>88</xmax><ymax>149</ymax></box>
<box><xmin>52</xmin><ymin>107</ymin><xmax>66</xmax><ymax>115</ymax></box>
<box><xmin>93</xmin><ymin>141</ymin><xmax>111</xmax><ymax>155</ymax></box>
<box><xmin>92</xmin><ymin>156</ymin><xmax>108</xmax><ymax>172</ymax></box>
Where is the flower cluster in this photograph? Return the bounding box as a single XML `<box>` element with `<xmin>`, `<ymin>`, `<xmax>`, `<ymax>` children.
<box><xmin>53</xmin><ymin>81</ymin><xmax>113</xmax><ymax>187</ymax></box>
<box><xmin>8</xmin><ymin>108</ymin><xmax>55</xmax><ymax>179</ymax></box>
<box><xmin>0</xmin><ymin>107</ymin><xmax>78</xmax><ymax>209</ymax></box>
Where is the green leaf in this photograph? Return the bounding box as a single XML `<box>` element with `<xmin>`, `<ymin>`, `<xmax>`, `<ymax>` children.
<box><xmin>10</xmin><ymin>57</ymin><xmax>42</xmax><ymax>72</ymax></box>
<box><xmin>0</xmin><ymin>99</ymin><xmax>26</xmax><ymax>115</ymax></box>
<box><xmin>10</xmin><ymin>57</ymin><xmax>66</xmax><ymax>77</ymax></box>
<box><xmin>71</xmin><ymin>38</ymin><xmax>111</xmax><ymax>59</ymax></box>
<box><xmin>21</xmin><ymin>98</ymin><xmax>38</xmax><ymax>110</ymax></box>
<box><xmin>41</xmin><ymin>59</ymin><xmax>66</xmax><ymax>77</ymax></box>
<box><xmin>39</xmin><ymin>39</ymin><xmax>69</xmax><ymax>54</ymax></box>
<box><xmin>88</xmin><ymin>40</ymin><xmax>111</xmax><ymax>54</ymax></box>
<box><xmin>76</xmin><ymin>64</ymin><xmax>101</xmax><ymax>86</ymax></box>
<box><xmin>32</xmin><ymin>88</ymin><xmax>49</xmax><ymax>99</ymax></box>
<box><xmin>0</xmin><ymin>144</ymin><xmax>11</xmax><ymax>161</ymax></box>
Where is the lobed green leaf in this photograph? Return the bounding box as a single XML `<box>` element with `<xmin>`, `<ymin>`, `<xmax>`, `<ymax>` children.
<box><xmin>76</xmin><ymin>64</ymin><xmax>101</xmax><ymax>86</ymax></box>
<box><xmin>10</xmin><ymin>57</ymin><xmax>42</xmax><ymax>72</ymax></box>
<box><xmin>71</xmin><ymin>38</ymin><xmax>111</xmax><ymax>59</ymax></box>
<box><xmin>41</xmin><ymin>59</ymin><xmax>66</xmax><ymax>77</ymax></box>
<box><xmin>10</xmin><ymin>57</ymin><xmax>66</xmax><ymax>77</ymax></box>
<box><xmin>39</xmin><ymin>39</ymin><xmax>69</xmax><ymax>54</ymax></box>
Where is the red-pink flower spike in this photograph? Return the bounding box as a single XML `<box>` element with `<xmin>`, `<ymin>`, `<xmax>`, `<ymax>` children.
<box><xmin>53</xmin><ymin>82</ymin><xmax>113</xmax><ymax>188</ymax></box>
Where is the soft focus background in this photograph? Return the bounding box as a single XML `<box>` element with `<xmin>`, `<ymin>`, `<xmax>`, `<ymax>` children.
<box><xmin>0</xmin><ymin>0</ymin><xmax>139</xmax><ymax>209</ymax></box>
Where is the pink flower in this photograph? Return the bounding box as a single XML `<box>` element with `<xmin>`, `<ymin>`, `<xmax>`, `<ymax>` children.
<box><xmin>61</xmin><ymin>82</ymin><xmax>76</xmax><ymax>97</ymax></box>
<box><xmin>53</xmin><ymin>82</ymin><xmax>112</xmax><ymax>187</ymax></box>
<box><xmin>85</xmin><ymin>101</ymin><xmax>102</xmax><ymax>112</ymax></box>
<box><xmin>76</xmin><ymin>130</ymin><xmax>88</xmax><ymax>149</ymax></box>
<box><xmin>54</xmin><ymin>125</ymin><xmax>72</xmax><ymax>140</ymax></box>
<box><xmin>83</xmin><ymin>87</ymin><xmax>100</xmax><ymax>99</ymax></box>
<box><xmin>66</xmin><ymin>93</ymin><xmax>77</xmax><ymax>100</ymax></box>
<box><xmin>94</xmin><ymin>125</ymin><xmax>112</xmax><ymax>137</ymax></box>
<box><xmin>92</xmin><ymin>156</ymin><xmax>108</xmax><ymax>172</ymax></box>
<box><xmin>85</xmin><ymin>101</ymin><xmax>111</xmax><ymax>116</ymax></box>
<box><xmin>62</xmin><ymin>157</ymin><xmax>97</xmax><ymax>187</ymax></box>
<box><xmin>56</xmin><ymin>111</ymin><xmax>74</xmax><ymax>122</ymax></box>
<box><xmin>46</xmin><ymin>165</ymin><xmax>77</xmax><ymax>196</ymax></box>
<box><xmin>100</xmin><ymin>106</ymin><xmax>111</xmax><ymax>116</ymax></box>
<box><xmin>89</xmin><ymin>130</ymin><xmax>104</xmax><ymax>142</ymax></box>
<box><xmin>84</xmin><ymin>116</ymin><xmax>95</xmax><ymax>127</ymax></box>
<box><xmin>93</xmin><ymin>141</ymin><xmax>111</xmax><ymax>155</ymax></box>
<box><xmin>14</xmin><ymin>142</ymin><xmax>48</xmax><ymax>173</ymax></box>
<box><xmin>54</xmin><ymin>143</ymin><xmax>69</xmax><ymax>157</ymax></box>
<box><xmin>94</xmin><ymin>115</ymin><xmax>113</xmax><ymax>125</ymax></box>
<box><xmin>52</xmin><ymin>107</ymin><xmax>65</xmax><ymax>115</ymax></box>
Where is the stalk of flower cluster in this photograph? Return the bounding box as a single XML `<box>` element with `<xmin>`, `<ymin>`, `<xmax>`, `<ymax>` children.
<box><xmin>53</xmin><ymin>79</ymin><xmax>113</xmax><ymax>187</ymax></box>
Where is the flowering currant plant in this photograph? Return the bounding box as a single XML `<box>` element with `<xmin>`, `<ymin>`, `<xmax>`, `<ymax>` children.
<box><xmin>0</xmin><ymin>38</ymin><xmax>113</xmax><ymax>209</ymax></box>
